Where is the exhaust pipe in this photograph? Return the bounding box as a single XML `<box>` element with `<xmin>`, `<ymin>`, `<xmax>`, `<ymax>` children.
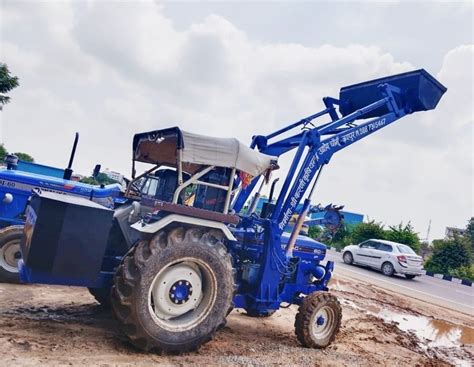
<box><xmin>63</xmin><ymin>132</ymin><xmax>79</xmax><ymax>180</ymax></box>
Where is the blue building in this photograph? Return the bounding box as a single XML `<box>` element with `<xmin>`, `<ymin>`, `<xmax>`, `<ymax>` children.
<box><xmin>16</xmin><ymin>160</ymin><xmax>65</xmax><ymax>178</ymax></box>
<box><xmin>253</xmin><ymin>197</ymin><xmax>364</xmax><ymax>228</ymax></box>
<box><xmin>306</xmin><ymin>210</ymin><xmax>364</xmax><ymax>226</ymax></box>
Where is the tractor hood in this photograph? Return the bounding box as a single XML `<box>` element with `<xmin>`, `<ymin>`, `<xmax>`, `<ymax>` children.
<box><xmin>133</xmin><ymin>127</ymin><xmax>278</xmax><ymax>177</ymax></box>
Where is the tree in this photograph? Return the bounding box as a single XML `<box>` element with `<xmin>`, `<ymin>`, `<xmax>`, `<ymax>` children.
<box><xmin>308</xmin><ymin>225</ymin><xmax>322</xmax><ymax>240</ymax></box>
<box><xmin>0</xmin><ymin>64</ymin><xmax>19</xmax><ymax>109</ymax></box>
<box><xmin>385</xmin><ymin>222</ymin><xmax>421</xmax><ymax>253</ymax></box>
<box><xmin>0</xmin><ymin>145</ymin><xmax>35</xmax><ymax>164</ymax></box>
<box><xmin>465</xmin><ymin>217</ymin><xmax>474</xmax><ymax>252</ymax></box>
<box><xmin>424</xmin><ymin>236</ymin><xmax>472</xmax><ymax>275</ymax></box>
<box><xmin>0</xmin><ymin>144</ymin><xmax>7</xmax><ymax>162</ymax></box>
<box><xmin>79</xmin><ymin>176</ymin><xmax>100</xmax><ymax>185</ymax></box>
<box><xmin>96</xmin><ymin>172</ymin><xmax>119</xmax><ymax>185</ymax></box>
<box><xmin>350</xmin><ymin>221</ymin><xmax>386</xmax><ymax>244</ymax></box>
<box><xmin>14</xmin><ymin>152</ymin><xmax>34</xmax><ymax>163</ymax></box>
<box><xmin>80</xmin><ymin>172</ymin><xmax>118</xmax><ymax>186</ymax></box>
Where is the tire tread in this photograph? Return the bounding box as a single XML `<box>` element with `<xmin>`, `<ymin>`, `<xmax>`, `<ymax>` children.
<box><xmin>294</xmin><ymin>291</ymin><xmax>342</xmax><ymax>349</ymax></box>
<box><xmin>111</xmin><ymin>226</ymin><xmax>235</xmax><ymax>354</ymax></box>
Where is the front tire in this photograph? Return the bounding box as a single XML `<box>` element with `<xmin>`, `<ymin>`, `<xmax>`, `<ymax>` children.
<box><xmin>381</xmin><ymin>262</ymin><xmax>395</xmax><ymax>277</ymax></box>
<box><xmin>0</xmin><ymin>225</ymin><xmax>23</xmax><ymax>283</ymax></box>
<box><xmin>295</xmin><ymin>291</ymin><xmax>342</xmax><ymax>348</ymax></box>
<box><xmin>111</xmin><ymin>227</ymin><xmax>235</xmax><ymax>353</ymax></box>
<box><xmin>342</xmin><ymin>251</ymin><xmax>353</xmax><ymax>265</ymax></box>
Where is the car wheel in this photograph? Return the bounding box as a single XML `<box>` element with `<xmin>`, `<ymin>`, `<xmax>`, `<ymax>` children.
<box><xmin>342</xmin><ymin>252</ymin><xmax>353</xmax><ymax>265</ymax></box>
<box><xmin>381</xmin><ymin>262</ymin><xmax>394</xmax><ymax>277</ymax></box>
<box><xmin>405</xmin><ymin>274</ymin><xmax>417</xmax><ymax>280</ymax></box>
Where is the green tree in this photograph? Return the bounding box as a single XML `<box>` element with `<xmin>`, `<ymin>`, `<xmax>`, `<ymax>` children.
<box><xmin>449</xmin><ymin>265</ymin><xmax>474</xmax><ymax>282</ymax></box>
<box><xmin>308</xmin><ymin>225</ymin><xmax>322</xmax><ymax>240</ymax></box>
<box><xmin>96</xmin><ymin>172</ymin><xmax>119</xmax><ymax>185</ymax></box>
<box><xmin>0</xmin><ymin>144</ymin><xmax>7</xmax><ymax>162</ymax></box>
<box><xmin>385</xmin><ymin>222</ymin><xmax>421</xmax><ymax>253</ymax></box>
<box><xmin>14</xmin><ymin>152</ymin><xmax>34</xmax><ymax>163</ymax></box>
<box><xmin>0</xmin><ymin>63</ymin><xmax>19</xmax><ymax>109</ymax></box>
<box><xmin>465</xmin><ymin>217</ymin><xmax>474</xmax><ymax>252</ymax></box>
<box><xmin>350</xmin><ymin>221</ymin><xmax>386</xmax><ymax>244</ymax></box>
<box><xmin>79</xmin><ymin>176</ymin><xmax>99</xmax><ymax>185</ymax></box>
<box><xmin>424</xmin><ymin>236</ymin><xmax>472</xmax><ymax>275</ymax></box>
<box><xmin>80</xmin><ymin>172</ymin><xmax>118</xmax><ymax>186</ymax></box>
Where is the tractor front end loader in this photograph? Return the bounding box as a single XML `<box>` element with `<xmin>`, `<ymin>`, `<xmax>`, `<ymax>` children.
<box><xmin>16</xmin><ymin>69</ymin><xmax>446</xmax><ymax>353</ymax></box>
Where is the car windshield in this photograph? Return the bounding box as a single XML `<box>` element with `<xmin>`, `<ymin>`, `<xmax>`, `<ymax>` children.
<box><xmin>396</xmin><ymin>244</ymin><xmax>416</xmax><ymax>255</ymax></box>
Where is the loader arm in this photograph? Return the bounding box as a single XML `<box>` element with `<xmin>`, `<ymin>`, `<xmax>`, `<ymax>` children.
<box><xmin>234</xmin><ymin>69</ymin><xmax>446</xmax><ymax>239</ymax></box>
<box><xmin>233</xmin><ymin>87</ymin><xmax>401</xmax><ymax>221</ymax></box>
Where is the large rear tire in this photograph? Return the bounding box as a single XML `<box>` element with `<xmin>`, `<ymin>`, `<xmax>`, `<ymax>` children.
<box><xmin>111</xmin><ymin>227</ymin><xmax>235</xmax><ymax>353</ymax></box>
<box><xmin>0</xmin><ymin>225</ymin><xmax>23</xmax><ymax>283</ymax></box>
<box><xmin>295</xmin><ymin>291</ymin><xmax>342</xmax><ymax>349</ymax></box>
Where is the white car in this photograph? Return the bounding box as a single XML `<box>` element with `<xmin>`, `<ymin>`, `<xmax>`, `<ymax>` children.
<box><xmin>342</xmin><ymin>239</ymin><xmax>423</xmax><ymax>279</ymax></box>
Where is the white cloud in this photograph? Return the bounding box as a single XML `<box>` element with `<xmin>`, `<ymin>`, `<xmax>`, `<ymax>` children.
<box><xmin>0</xmin><ymin>1</ymin><xmax>471</xmax><ymax>239</ymax></box>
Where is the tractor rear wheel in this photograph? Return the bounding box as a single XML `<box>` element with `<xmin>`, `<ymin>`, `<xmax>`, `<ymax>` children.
<box><xmin>111</xmin><ymin>227</ymin><xmax>235</xmax><ymax>353</ymax></box>
<box><xmin>0</xmin><ymin>225</ymin><xmax>23</xmax><ymax>283</ymax></box>
<box><xmin>295</xmin><ymin>291</ymin><xmax>342</xmax><ymax>348</ymax></box>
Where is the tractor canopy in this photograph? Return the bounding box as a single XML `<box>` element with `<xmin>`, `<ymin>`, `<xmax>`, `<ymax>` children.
<box><xmin>132</xmin><ymin>127</ymin><xmax>278</xmax><ymax>177</ymax></box>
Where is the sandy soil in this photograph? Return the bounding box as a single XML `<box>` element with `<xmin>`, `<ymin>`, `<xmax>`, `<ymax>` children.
<box><xmin>0</xmin><ymin>277</ymin><xmax>472</xmax><ymax>366</ymax></box>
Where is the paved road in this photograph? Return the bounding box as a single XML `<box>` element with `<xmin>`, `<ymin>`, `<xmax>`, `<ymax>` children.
<box><xmin>325</xmin><ymin>250</ymin><xmax>474</xmax><ymax>315</ymax></box>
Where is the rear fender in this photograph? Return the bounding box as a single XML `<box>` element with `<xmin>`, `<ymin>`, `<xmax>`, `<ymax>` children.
<box><xmin>130</xmin><ymin>214</ymin><xmax>236</xmax><ymax>242</ymax></box>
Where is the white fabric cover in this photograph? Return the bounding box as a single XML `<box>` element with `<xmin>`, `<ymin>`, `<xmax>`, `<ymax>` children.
<box><xmin>181</xmin><ymin>131</ymin><xmax>276</xmax><ymax>177</ymax></box>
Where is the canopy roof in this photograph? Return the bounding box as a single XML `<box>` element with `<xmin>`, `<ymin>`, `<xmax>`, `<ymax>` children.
<box><xmin>132</xmin><ymin>127</ymin><xmax>277</xmax><ymax>176</ymax></box>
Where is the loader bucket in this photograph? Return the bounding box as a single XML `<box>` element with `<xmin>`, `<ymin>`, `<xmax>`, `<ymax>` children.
<box><xmin>339</xmin><ymin>69</ymin><xmax>447</xmax><ymax>118</ymax></box>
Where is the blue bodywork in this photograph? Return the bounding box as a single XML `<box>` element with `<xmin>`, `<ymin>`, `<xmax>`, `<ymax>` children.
<box><xmin>18</xmin><ymin>69</ymin><xmax>446</xmax><ymax>314</ymax></box>
<box><xmin>0</xmin><ymin>168</ymin><xmax>122</xmax><ymax>228</ymax></box>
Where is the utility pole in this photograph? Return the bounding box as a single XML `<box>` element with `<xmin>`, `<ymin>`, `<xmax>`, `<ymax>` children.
<box><xmin>424</xmin><ymin>219</ymin><xmax>432</xmax><ymax>243</ymax></box>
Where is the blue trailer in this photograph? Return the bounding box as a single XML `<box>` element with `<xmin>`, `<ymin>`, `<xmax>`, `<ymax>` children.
<box><xmin>16</xmin><ymin>70</ymin><xmax>446</xmax><ymax>353</ymax></box>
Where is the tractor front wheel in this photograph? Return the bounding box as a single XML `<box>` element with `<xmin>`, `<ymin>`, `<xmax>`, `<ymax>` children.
<box><xmin>111</xmin><ymin>227</ymin><xmax>235</xmax><ymax>353</ymax></box>
<box><xmin>295</xmin><ymin>291</ymin><xmax>342</xmax><ymax>348</ymax></box>
<box><xmin>0</xmin><ymin>226</ymin><xmax>23</xmax><ymax>283</ymax></box>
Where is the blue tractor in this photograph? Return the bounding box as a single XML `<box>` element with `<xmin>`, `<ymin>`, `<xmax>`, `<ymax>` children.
<box><xmin>0</xmin><ymin>134</ymin><xmax>123</xmax><ymax>282</ymax></box>
<box><xmin>17</xmin><ymin>70</ymin><xmax>445</xmax><ymax>352</ymax></box>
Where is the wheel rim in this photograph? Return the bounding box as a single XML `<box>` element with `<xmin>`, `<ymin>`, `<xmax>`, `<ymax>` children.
<box><xmin>148</xmin><ymin>258</ymin><xmax>217</xmax><ymax>331</ymax></box>
<box><xmin>310</xmin><ymin>305</ymin><xmax>335</xmax><ymax>340</ymax></box>
<box><xmin>383</xmin><ymin>263</ymin><xmax>392</xmax><ymax>275</ymax></box>
<box><xmin>0</xmin><ymin>239</ymin><xmax>21</xmax><ymax>273</ymax></box>
<box><xmin>343</xmin><ymin>253</ymin><xmax>352</xmax><ymax>263</ymax></box>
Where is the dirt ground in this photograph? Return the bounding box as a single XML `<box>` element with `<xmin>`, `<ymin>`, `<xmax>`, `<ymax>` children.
<box><xmin>0</xmin><ymin>276</ymin><xmax>472</xmax><ymax>366</ymax></box>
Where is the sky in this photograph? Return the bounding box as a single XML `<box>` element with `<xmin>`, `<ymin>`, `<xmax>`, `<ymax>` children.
<box><xmin>0</xmin><ymin>0</ymin><xmax>472</xmax><ymax>240</ymax></box>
